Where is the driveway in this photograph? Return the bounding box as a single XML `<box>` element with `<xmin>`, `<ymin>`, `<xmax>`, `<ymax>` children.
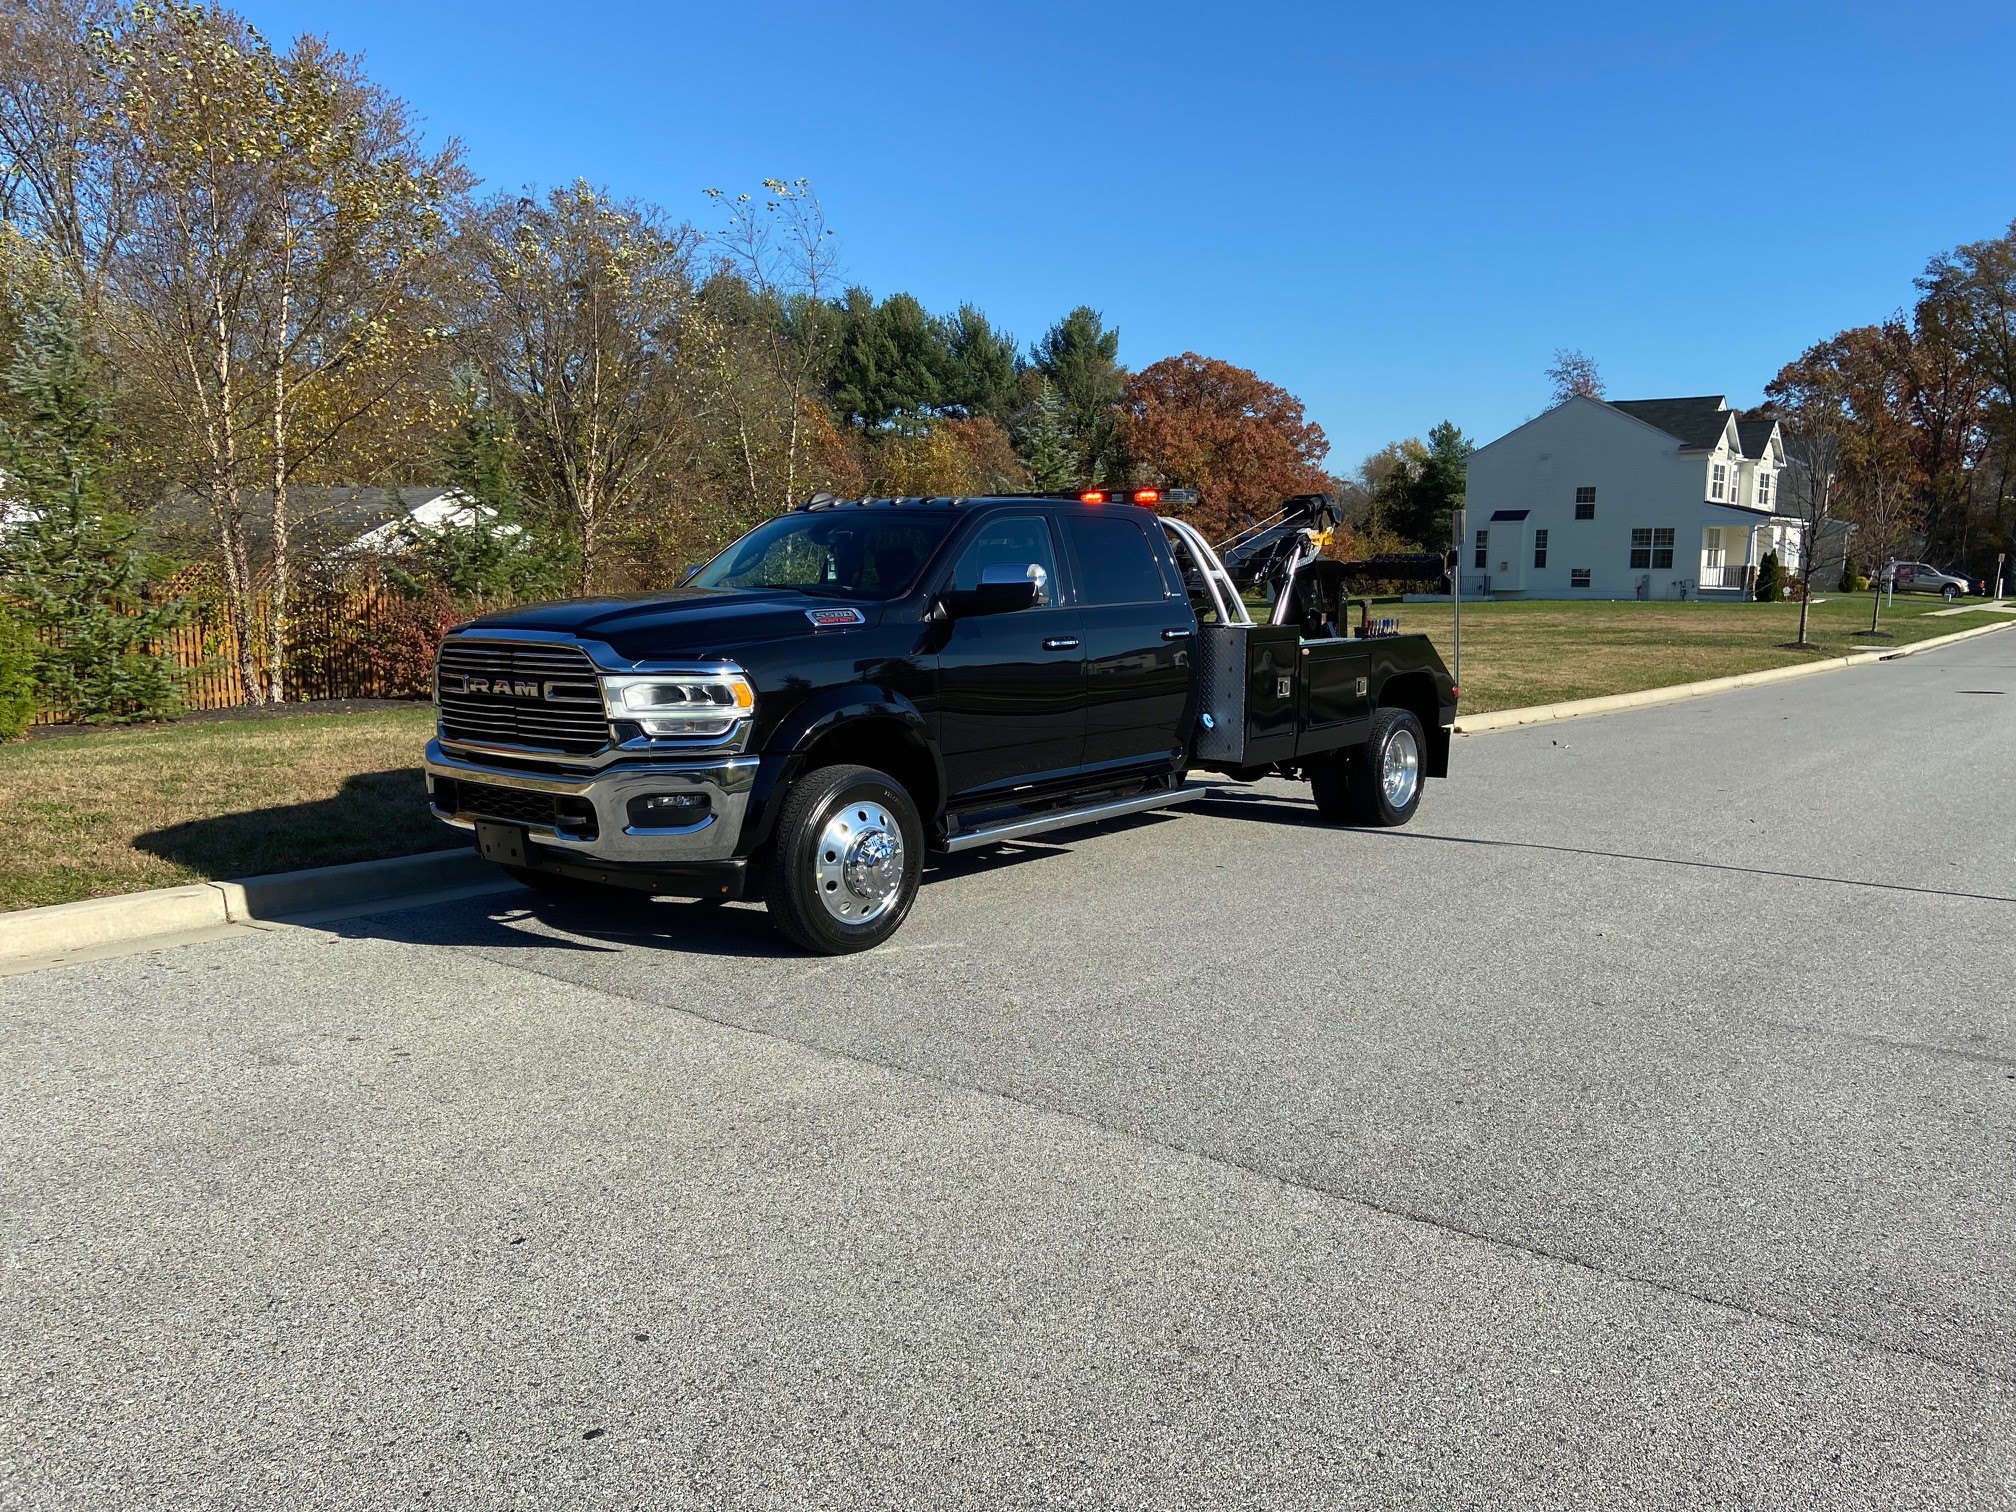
<box><xmin>5</xmin><ymin>634</ymin><xmax>2015</xmax><ymax>1509</ymax></box>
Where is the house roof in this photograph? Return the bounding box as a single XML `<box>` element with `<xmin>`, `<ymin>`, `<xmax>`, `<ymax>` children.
<box><xmin>1735</xmin><ymin>417</ymin><xmax>1779</xmax><ymax>460</ymax></box>
<box><xmin>1488</xmin><ymin>508</ymin><xmax>1530</xmax><ymax>521</ymax></box>
<box><xmin>1604</xmin><ymin>396</ymin><xmax>1732</xmax><ymax>450</ymax></box>
<box><xmin>148</xmin><ymin>486</ymin><xmax>458</xmax><ymax>561</ymax></box>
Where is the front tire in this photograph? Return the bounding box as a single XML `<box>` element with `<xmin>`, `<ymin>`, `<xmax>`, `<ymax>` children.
<box><xmin>1310</xmin><ymin>707</ymin><xmax>1426</xmax><ymax>827</ymax></box>
<box><xmin>762</xmin><ymin>764</ymin><xmax>923</xmax><ymax>954</ymax></box>
<box><xmin>1942</xmin><ymin>584</ymin><xmax>1959</xmax><ymax>601</ymax></box>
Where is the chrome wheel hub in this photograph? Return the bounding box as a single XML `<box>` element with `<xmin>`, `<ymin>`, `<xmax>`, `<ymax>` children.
<box><xmin>812</xmin><ymin>800</ymin><xmax>905</xmax><ymax>923</ymax></box>
<box><xmin>1382</xmin><ymin>727</ymin><xmax>1421</xmax><ymax>809</ymax></box>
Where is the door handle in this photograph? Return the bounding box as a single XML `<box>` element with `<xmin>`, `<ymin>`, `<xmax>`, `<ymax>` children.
<box><xmin>1042</xmin><ymin>636</ymin><xmax>1081</xmax><ymax>651</ymax></box>
<box><xmin>1162</xmin><ymin>628</ymin><xmax>1192</xmax><ymax>640</ymax></box>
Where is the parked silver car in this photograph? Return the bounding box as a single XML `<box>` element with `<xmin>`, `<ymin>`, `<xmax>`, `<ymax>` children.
<box><xmin>1886</xmin><ymin>562</ymin><xmax>1972</xmax><ymax>601</ymax></box>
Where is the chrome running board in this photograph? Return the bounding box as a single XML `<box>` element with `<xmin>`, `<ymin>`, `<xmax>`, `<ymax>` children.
<box><xmin>942</xmin><ymin>783</ymin><xmax>1214</xmax><ymax>854</ymax></box>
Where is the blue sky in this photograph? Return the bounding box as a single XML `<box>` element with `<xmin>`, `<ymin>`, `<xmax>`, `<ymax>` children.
<box><xmin>239</xmin><ymin>0</ymin><xmax>2015</xmax><ymax>470</ymax></box>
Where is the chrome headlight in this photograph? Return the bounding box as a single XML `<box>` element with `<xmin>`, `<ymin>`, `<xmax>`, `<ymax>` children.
<box><xmin>601</xmin><ymin>671</ymin><xmax>755</xmax><ymax>739</ymax></box>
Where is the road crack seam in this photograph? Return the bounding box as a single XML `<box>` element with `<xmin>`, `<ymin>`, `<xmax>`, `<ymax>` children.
<box><xmin>473</xmin><ymin>940</ymin><xmax>2016</xmax><ymax>1393</ymax></box>
<box><xmin>1373</xmin><ymin>831</ymin><xmax>2016</xmax><ymax>905</ymax></box>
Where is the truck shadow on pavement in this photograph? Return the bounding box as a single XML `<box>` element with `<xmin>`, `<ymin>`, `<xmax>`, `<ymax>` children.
<box><xmin>314</xmin><ymin>828</ymin><xmax>1081</xmax><ymax>959</ymax></box>
<box><xmin>1185</xmin><ymin>789</ymin><xmax>1328</xmax><ymax>828</ymax></box>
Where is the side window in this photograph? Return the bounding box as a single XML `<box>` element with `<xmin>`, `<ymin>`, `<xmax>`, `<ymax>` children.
<box><xmin>1064</xmin><ymin>513</ymin><xmax>1167</xmax><ymax>606</ymax></box>
<box><xmin>949</xmin><ymin>515</ymin><xmax>1060</xmax><ymax>603</ymax></box>
<box><xmin>1533</xmin><ymin>528</ymin><xmax>1549</xmax><ymax>569</ymax></box>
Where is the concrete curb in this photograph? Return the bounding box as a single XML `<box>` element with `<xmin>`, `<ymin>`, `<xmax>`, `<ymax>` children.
<box><xmin>0</xmin><ymin>847</ymin><xmax>497</xmax><ymax>965</ymax></box>
<box><xmin>1456</xmin><ymin>617</ymin><xmax>2013</xmax><ymax>735</ymax></box>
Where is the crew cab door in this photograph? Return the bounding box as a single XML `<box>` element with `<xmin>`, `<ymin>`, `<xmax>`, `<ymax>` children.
<box><xmin>1059</xmin><ymin>509</ymin><xmax>1196</xmax><ymax>776</ymax></box>
<box><xmin>930</xmin><ymin>513</ymin><xmax>1086</xmax><ymax>798</ymax></box>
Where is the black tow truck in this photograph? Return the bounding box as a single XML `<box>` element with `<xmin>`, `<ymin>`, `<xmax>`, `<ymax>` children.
<box><xmin>424</xmin><ymin>489</ymin><xmax>1457</xmax><ymax>953</ymax></box>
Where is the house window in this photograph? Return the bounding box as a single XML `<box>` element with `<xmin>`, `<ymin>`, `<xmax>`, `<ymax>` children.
<box><xmin>1474</xmin><ymin>528</ymin><xmax>1488</xmax><ymax>570</ymax></box>
<box><xmin>1711</xmin><ymin>462</ymin><xmax>1727</xmax><ymax>500</ymax></box>
<box><xmin>1533</xmin><ymin>529</ymin><xmax>1548</xmax><ymax>569</ymax></box>
<box><xmin>1574</xmin><ymin>486</ymin><xmax>1596</xmax><ymax>520</ymax></box>
<box><xmin>1570</xmin><ymin>568</ymin><xmax>1591</xmax><ymax>588</ymax></box>
<box><xmin>1757</xmin><ymin>471</ymin><xmax>1772</xmax><ymax>509</ymax></box>
<box><xmin>1652</xmin><ymin>527</ymin><xmax>1674</xmax><ymax>569</ymax></box>
<box><xmin>1630</xmin><ymin>528</ymin><xmax>1652</xmax><ymax>569</ymax></box>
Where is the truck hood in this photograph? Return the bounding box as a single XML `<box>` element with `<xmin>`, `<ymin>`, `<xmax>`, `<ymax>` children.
<box><xmin>459</xmin><ymin>588</ymin><xmax>885</xmax><ymax>662</ymax></box>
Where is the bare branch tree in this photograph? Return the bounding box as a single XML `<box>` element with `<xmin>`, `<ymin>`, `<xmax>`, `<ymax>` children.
<box><xmin>1545</xmin><ymin>348</ymin><xmax>1603</xmax><ymax>405</ymax></box>
<box><xmin>460</xmin><ymin>183</ymin><xmax>697</xmax><ymax>593</ymax></box>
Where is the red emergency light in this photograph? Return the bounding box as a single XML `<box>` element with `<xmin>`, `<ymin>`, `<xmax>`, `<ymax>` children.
<box><xmin>1078</xmin><ymin>487</ymin><xmax>1165</xmax><ymax>505</ymax></box>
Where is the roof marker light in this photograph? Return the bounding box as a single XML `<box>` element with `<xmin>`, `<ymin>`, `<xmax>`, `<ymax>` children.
<box><xmin>1131</xmin><ymin>488</ymin><xmax>1161</xmax><ymax>504</ymax></box>
<box><xmin>1079</xmin><ymin>490</ymin><xmax>1108</xmax><ymax>504</ymax></box>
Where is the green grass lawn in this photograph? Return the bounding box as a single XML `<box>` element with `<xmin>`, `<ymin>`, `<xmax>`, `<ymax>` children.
<box><xmin>1</xmin><ymin>594</ymin><xmax>1998</xmax><ymax>912</ymax></box>
<box><xmin>1</xmin><ymin>705</ymin><xmax>443</xmax><ymax>911</ymax></box>
<box><xmin>1380</xmin><ymin>593</ymin><xmax>1973</xmax><ymax>713</ymax></box>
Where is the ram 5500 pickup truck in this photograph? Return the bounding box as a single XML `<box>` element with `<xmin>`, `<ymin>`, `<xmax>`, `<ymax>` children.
<box><xmin>424</xmin><ymin>489</ymin><xmax>1456</xmax><ymax>953</ymax></box>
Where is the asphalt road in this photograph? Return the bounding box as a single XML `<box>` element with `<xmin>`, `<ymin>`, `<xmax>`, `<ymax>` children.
<box><xmin>6</xmin><ymin>632</ymin><xmax>2016</xmax><ymax>1510</ymax></box>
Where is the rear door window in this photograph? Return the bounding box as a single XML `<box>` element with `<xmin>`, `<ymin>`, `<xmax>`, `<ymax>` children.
<box><xmin>1064</xmin><ymin>514</ymin><xmax>1167</xmax><ymax>606</ymax></box>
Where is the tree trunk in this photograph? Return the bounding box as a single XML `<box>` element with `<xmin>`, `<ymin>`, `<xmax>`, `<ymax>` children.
<box><xmin>1797</xmin><ymin>579</ymin><xmax>1812</xmax><ymax>646</ymax></box>
<box><xmin>268</xmin><ymin>282</ymin><xmax>290</xmax><ymax>703</ymax></box>
<box><xmin>207</xmin><ymin>283</ymin><xmax>262</xmax><ymax>704</ymax></box>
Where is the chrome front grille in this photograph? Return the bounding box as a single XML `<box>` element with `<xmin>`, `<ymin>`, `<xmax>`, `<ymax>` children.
<box><xmin>435</xmin><ymin>638</ymin><xmax>610</xmax><ymax>755</ymax></box>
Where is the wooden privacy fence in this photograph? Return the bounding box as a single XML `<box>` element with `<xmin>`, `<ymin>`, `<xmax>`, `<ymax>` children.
<box><xmin>30</xmin><ymin>560</ymin><xmax>460</xmax><ymax>725</ymax></box>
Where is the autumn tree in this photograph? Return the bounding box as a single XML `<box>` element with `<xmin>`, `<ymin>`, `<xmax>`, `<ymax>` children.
<box><xmin>0</xmin><ymin>0</ymin><xmax>133</xmax><ymax>316</ymax></box>
<box><xmin>1546</xmin><ymin>348</ymin><xmax>1603</xmax><ymax>405</ymax></box>
<box><xmin>871</xmin><ymin>416</ymin><xmax>1026</xmax><ymax>497</ymax></box>
<box><xmin>100</xmin><ymin>1</ymin><xmax>287</xmax><ymax>700</ymax></box>
<box><xmin>1917</xmin><ymin>225</ymin><xmax>2011</xmax><ymax>555</ymax></box>
<box><xmin>1119</xmin><ymin>353</ymin><xmax>1330</xmax><ymax>534</ymax></box>
<box><xmin>461</xmin><ymin>182</ymin><xmax>696</xmax><ymax>592</ymax></box>
<box><xmin>1769</xmin><ymin>324</ymin><xmax>1927</xmax><ymax>635</ymax></box>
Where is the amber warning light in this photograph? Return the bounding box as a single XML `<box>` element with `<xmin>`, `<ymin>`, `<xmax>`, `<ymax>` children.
<box><xmin>1074</xmin><ymin>487</ymin><xmax>1196</xmax><ymax>506</ymax></box>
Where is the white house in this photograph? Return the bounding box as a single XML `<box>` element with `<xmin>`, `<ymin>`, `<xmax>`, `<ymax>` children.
<box><xmin>1461</xmin><ymin>395</ymin><xmax>1807</xmax><ymax>599</ymax></box>
<box><xmin>342</xmin><ymin>487</ymin><xmax>517</xmax><ymax>554</ymax></box>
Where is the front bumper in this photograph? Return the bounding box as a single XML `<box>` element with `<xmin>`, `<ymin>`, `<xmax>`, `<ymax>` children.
<box><xmin>424</xmin><ymin>739</ymin><xmax>760</xmax><ymax>864</ymax></box>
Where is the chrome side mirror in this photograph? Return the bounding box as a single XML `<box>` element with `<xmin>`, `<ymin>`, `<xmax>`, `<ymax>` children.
<box><xmin>979</xmin><ymin>561</ymin><xmax>1048</xmax><ymax>607</ymax></box>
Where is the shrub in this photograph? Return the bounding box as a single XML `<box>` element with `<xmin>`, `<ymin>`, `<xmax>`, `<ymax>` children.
<box><xmin>1754</xmin><ymin>549</ymin><xmax>1783</xmax><ymax>602</ymax></box>
<box><xmin>357</xmin><ymin>585</ymin><xmax>464</xmax><ymax>697</ymax></box>
<box><xmin>0</xmin><ymin>608</ymin><xmax>35</xmax><ymax>740</ymax></box>
<box><xmin>1840</xmin><ymin>568</ymin><xmax>1871</xmax><ymax>592</ymax></box>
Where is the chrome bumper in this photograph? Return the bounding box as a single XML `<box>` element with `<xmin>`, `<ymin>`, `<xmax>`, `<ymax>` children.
<box><xmin>424</xmin><ymin>739</ymin><xmax>759</xmax><ymax>864</ymax></box>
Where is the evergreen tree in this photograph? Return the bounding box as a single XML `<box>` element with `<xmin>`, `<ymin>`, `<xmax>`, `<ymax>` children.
<box><xmin>1031</xmin><ymin>306</ymin><xmax>1125</xmax><ymax>479</ymax></box>
<box><xmin>0</xmin><ymin>299</ymin><xmax>185</xmax><ymax>722</ymax></box>
<box><xmin>942</xmin><ymin>305</ymin><xmax>1019</xmax><ymax>420</ymax></box>
<box><xmin>829</xmin><ymin>289</ymin><xmax>949</xmax><ymax>431</ymax></box>
<box><xmin>390</xmin><ymin>374</ymin><xmax>571</xmax><ymax>603</ymax></box>
<box><xmin>0</xmin><ymin>607</ymin><xmax>34</xmax><ymax>739</ymax></box>
<box><xmin>1017</xmin><ymin>381</ymin><xmax>1078</xmax><ymax>491</ymax></box>
<box><xmin>1393</xmin><ymin>420</ymin><xmax>1472</xmax><ymax>547</ymax></box>
<box><xmin>1755</xmin><ymin>549</ymin><xmax>1783</xmax><ymax>601</ymax></box>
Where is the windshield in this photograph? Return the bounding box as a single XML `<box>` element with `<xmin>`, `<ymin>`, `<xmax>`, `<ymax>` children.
<box><xmin>690</xmin><ymin>512</ymin><xmax>957</xmax><ymax>600</ymax></box>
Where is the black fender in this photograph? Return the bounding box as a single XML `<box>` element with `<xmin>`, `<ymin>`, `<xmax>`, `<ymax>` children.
<box><xmin>739</xmin><ymin>688</ymin><xmax>945</xmax><ymax>853</ymax></box>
